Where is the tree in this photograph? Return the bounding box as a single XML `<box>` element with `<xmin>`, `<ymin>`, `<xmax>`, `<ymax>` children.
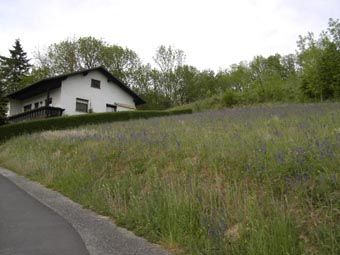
<box><xmin>39</xmin><ymin>38</ymin><xmax>79</xmax><ymax>74</ymax></box>
<box><xmin>281</xmin><ymin>54</ymin><xmax>298</xmax><ymax>79</ymax></box>
<box><xmin>297</xmin><ymin>18</ymin><xmax>340</xmax><ymax>100</ymax></box>
<box><xmin>35</xmin><ymin>37</ymin><xmax>143</xmax><ymax>87</ymax></box>
<box><xmin>225</xmin><ymin>62</ymin><xmax>252</xmax><ymax>92</ymax></box>
<box><xmin>0</xmin><ymin>39</ymin><xmax>31</xmax><ymax>94</ymax></box>
<box><xmin>152</xmin><ymin>45</ymin><xmax>186</xmax><ymax>105</ymax></box>
<box><xmin>20</xmin><ymin>66</ymin><xmax>51</xmax><ymax>86</ymax></box>
<box><xmin>324</xmin><ymin>18</ymin><xmax>340</xmax><ymax>98</ymax></box>
<box><xmin>77</xmin><ymin>37</ymin><xmax>104</xmax><ymax>69</ymax></box>
<box><xmin>0</xmin><ymin>81</ymin><xmax>7</xmax><ymax>125</ymax></box>
<box><xmin>101</xmin><ymin>45</ymin><xmax>142</xmax><ymax>87</ymax></box>
<box><xmin>317</xmin><ymin>40</ymin><xmax>340</xmax><ymax>99</ymax></box>
<box><xmin>153</xmin><ymin>45</ymin><xmax>185</xmax><ymax>73</ymax></box>
<box><xmin>328</xmin><ymin>18</ymin><xmax>340</xmax><ymax>49</ymax></box>
<box><xmin>297</xmin><ymin>32</ymin><xmax>324</xmax><ymax>100</ymax></box>
<box><xmin>174</xmin><ymin>65</ymin><xmax>200</xmax><ymax>104</ymax></box>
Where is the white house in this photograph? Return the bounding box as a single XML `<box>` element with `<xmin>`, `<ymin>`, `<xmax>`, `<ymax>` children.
<box><xmin>6</xmin><ymin>66</ymin><xmax>145</xmax><ymax>122</ymax></box>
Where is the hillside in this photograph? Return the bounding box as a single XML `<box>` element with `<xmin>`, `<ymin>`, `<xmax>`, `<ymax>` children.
<box><xmin>0</xmin><ymin>103</ymin><xmax>339</xmax><ymax>255</ymax></box>
<box><xmin>169</xmin><ymin>92</ymin><xmax>294</xmax><ymax>113</ymax></box>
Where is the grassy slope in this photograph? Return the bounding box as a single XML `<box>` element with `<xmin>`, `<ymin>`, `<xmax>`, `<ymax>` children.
<box><xmin>0</xmin><ymin>103</ymin><xmax>339</xmax><ymax>255</ymax></box>
<box><xmin>169</xmin><ymin>93</ymin><xmax>327</xmax><ymax>113</ymax></box>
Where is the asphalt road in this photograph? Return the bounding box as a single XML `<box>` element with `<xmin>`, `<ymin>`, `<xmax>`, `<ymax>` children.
<box><xmin>0</xmin><ymin>174</ymin><xmax>89</xmax><ymax>255</ymax></box>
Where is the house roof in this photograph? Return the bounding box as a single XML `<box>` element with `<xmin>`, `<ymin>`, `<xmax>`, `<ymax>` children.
<box><xmin>6</xmin><ymin>66</ymin><xmax>146</xmax><ymax>105</ymax></box>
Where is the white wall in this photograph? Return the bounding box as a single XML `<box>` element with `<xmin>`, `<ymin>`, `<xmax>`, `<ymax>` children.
<box><xmin>60</xmin><ymin>70</ymin><xmax>136</xmax><ymax>116</ymax></box>
<box><xmin>8</xmin><ymin>99</ymin><xmax>21</xmax><ymax>116</ymax></box>
<box><xmin>9</xmin><ymin>88</ymin><xmax>61</xmax><ymax>116</ymax></box>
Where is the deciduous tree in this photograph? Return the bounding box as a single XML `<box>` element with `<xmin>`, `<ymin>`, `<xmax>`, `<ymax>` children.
<box><xmin>152</xmin><ymin>45</ymin><xmax>186</xmax><ymax>105</ymax></box>
<box><xmin>297</xmin><ymin>19</ymin><xmax>340</xmax><ymax>100</ymax></box>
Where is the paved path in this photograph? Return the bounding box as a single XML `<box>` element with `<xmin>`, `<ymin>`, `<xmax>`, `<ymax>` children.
<box><xmin>0</xmin><ymin>174</ymin><xmax>89</xmax><ymax>255</ymax></box>
<box><xmin>0</xmin><ymin>167</ymin><xmax>171</xmax><ymax>255</ymax></box>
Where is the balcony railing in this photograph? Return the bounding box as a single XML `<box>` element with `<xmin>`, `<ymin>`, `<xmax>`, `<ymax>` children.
<box><xmin>7</xmin><ymin>106</ymin><xmax>65</xmax><ymax>123</ymax></box>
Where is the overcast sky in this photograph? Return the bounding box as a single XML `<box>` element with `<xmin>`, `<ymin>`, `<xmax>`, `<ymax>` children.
<box><xmin>0</xmin><ymin>0</ymin><xmax>339</xmax><ymax>70</ymax></box>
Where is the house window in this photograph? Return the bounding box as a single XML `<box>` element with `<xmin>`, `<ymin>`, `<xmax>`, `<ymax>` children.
<box><xmin>91</xmin><ymin>79</ymin><xmax>101</xmax><ymax>89</ymax></box>
<box><xmin>34</xmin><ymin>102</ymin><xmax>39</xmax><ymax>109</ymax></box>
<box><xmin>106</xmin><ymin>104</ymin><xmax>117</xmax><ymax>112</ymax></box>
<box><xmin>76</xmin><ymin>98</ymin><xmax>89</xmax><ymax>112</ymax></box>
<box><xmin>24</xmin><ymin>104</ymin><xmax>32</xmax><ymax>112</ymax></box>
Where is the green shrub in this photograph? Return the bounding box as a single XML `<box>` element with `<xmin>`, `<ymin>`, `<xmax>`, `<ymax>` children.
<box><xmin>0</xmin><ymin>109</ymin><xmax>192</xmax><ymax>142</ymax></box>
<box><xmin>222</xmin><ymin>90</ymin><xmax>239</xmax><ymax>107</ymax></box>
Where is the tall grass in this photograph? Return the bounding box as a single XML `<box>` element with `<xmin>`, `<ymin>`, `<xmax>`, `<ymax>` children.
<box><xmin>0</xmin><ymin>103</ymin><xmax>339</xmax><ymax>254</ymax></box>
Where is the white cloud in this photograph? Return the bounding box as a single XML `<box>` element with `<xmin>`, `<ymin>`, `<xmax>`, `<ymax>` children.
<box><xmin>0</xmin><ymin>0</ymin><xmax>338</xmax><ymax>70</ymax></box>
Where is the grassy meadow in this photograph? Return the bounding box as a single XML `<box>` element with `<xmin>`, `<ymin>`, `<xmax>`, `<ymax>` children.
<box><xmin>0</xmin><ymin>103</ymin><xmax>339</xmax><ymax>255</ymax></box>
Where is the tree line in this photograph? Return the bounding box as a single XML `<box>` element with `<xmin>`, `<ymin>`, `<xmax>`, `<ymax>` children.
<box><xmin>0</xmin><ymin>18</ymin><xmax>339</xmax><ymax>123</ymax></box>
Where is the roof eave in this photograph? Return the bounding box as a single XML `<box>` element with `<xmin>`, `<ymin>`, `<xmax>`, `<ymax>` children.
<box><xmin>6</xmin><ymin>66</ymin><xmax>146</xmax><ymax>104</ymax></box>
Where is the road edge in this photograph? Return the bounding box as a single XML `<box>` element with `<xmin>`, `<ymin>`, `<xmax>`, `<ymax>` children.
<box><xmin>0</xmin><ymin>166</ymin><xmax>171</xmax><ymax>255</ymax></box>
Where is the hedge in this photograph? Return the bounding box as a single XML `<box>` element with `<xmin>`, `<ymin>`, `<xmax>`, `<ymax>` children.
<box><xmin>0</xmin><ymin>109</ymin><xmax>192</xmax><ymax>143</ymax></box>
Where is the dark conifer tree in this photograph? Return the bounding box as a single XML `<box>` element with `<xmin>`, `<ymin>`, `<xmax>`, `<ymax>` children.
<box><xmin>0</xmin><ymin>39</ymin><xmax>31</xmax><ymax>94</ymax></box>
<box><xmin>0</xmin><ymin>81</ymin><xmax>7</xmax><ymax>125</ymax></box>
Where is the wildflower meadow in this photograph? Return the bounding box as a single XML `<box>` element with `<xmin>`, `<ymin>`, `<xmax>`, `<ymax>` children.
<box><xmin>0</xmin><ymin>103</ymin><xmax>339</xmax><ymax>255</ymax></box>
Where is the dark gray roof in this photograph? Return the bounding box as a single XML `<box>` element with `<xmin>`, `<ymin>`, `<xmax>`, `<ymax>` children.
<box><xmin>7</xmin><ymin>66</ymin><xmax>145</xmax><ymax>105</ymax></box>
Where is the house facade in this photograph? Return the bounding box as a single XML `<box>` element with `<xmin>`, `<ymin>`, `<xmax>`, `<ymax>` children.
<box><xmin>7</xmin><ymin>67</ymin><xmax>145</xmax><ymax>122</ymax></box>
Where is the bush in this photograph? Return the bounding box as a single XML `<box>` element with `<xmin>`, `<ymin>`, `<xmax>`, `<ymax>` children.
<box><xmin>222</xmin><ymin>90</ymin><xmax>239</xmax><ymax>107</ymax></box>
<box><xmin>0</xmin><ymin>109</ymin><xmax>192</xmax><ymax>142</ymax></box>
